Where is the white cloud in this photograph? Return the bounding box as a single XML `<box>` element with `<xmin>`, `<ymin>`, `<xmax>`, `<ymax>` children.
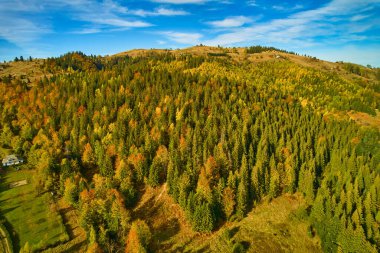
<box><xmin>272</xmin><ymin>4</ymin><xmax>303</xmax><ymax>11</ymax></box>
<box><xmin>351</xmin><ymin>14</ymin><xmax>371</xmax><ymax>21</ymax></box>
<box><xmin>0</xmin><ymin>0</ymin><xmax>152</xmax><ymax>45</ymax></box>
<box><xmin>0</xmin><ymin>0</ymin><xmax>43</xmax><ymax>12</ymax></box>
<box><xmin>151</xmin><ymin>0</ymin><xmax>232</xmax><ymax>4</ymax></box>
<box><xmin>131</xmin><ymin>7</ymin><xmax>189</xmax><ymax>17</ymax></box>
<box><xmin>77</xmin><ymin>16</ymin><xmax>152</xmax><ymax>28</ymax></box>
<box><xmin>203</xmin><ymin>0</ymin><xmax>380</xmax><ymax>47</ymax></box>
<box><xmin>71</xmin><ymin>28</ymin><xmax>102</xmax><ymax>34</ymax></box>
<box><xmin>0</xmin><ymin>15</ymin><xmax>51</xmax><ymax>44</ymax></box>
<box><xmin>207</xmin><ymin>16</ymin><xmax>252</xmax><ymax>28</ymax></box>
<box><xmin>151</xmin><ymin>0</ymin><xmax>208</xmax><ymax>4</ymax></box>
<box><xmin>161</xmin><ymin>31</ymin><xmax>202</xmax><ymax>44</ymax></box>
<box><xmin>0</xmin><ymin>0</ymin><xmax>56</xmax><ymax>44</ymax></box>
<box><xmin>71</xmin><ymin>1</ymin><xmax>153</xmax><ymax>28</ymax></box>
<box><xmin>246</xmin><ymin>0</ymin><xmax>258</xmax><ymax>7</ymax></box>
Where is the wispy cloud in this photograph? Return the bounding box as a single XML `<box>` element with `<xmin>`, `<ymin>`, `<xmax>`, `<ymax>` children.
<box><xmin>80</xmin><ymin>17</ymin><xmax>152</xmax><ymax>28</ymax></box>
<box><xmin>160</xmin><ymin>31</ymin><xmax>202</xmax><ymax>44</ymax></box>
<box><xmin>207</xmin><ymin>16</ymin><xmax>252</xmax><ymax>28</ymax></box>
<box><xmin>0</xmin><ymin>16</ymin><xmax>51</xmax><ymax>43</ymax></box>
<box><xmin>151</xmin><ymin>0</ymin><xmax>232</xmax><ymax>4</ymax></box>
<box><xmin>246</xmin><ymin>0</ymin><xmax>258</xmax><ymax>7</ymax></box>
<box><xmin>0</xmin><ymin>0</ymin><xmax>379</xmax><ymax>66</ymax></box>
<box><xmin>0</xmin><ymin>0</ymin><xmax>152</xmax><ymax>43</ymax></box>
<box><xmin>272</xmin><ymin>4</ymin><xmax>304</xmax><ymax>11</ymax></box>
<box><xmin>70</xmin><ymin>1</ymin><xmax>152</xmax><ymax>29</ymax></box>
<box><xmin>157</xmin><ymin>40</ymin><xmax>167</xmax><ymax>45</ymax></box>
<box><xmin>204</xmin><ymin>0</ymin><xmax>380</xmax><ymax>47</ymax></box>
<box><xmin>131</xmin><ymin>7</ymin><xmax>189</xmax><ymax>17</ymax></box>
<box><xmin>71</xmin><ymin>28</ymin><xmax>102</xmax><ymax>34</ymax></box>
<box><xmin>0</xmin><ymin>0</ymin><xmax>53</xmax><ymax>44</ymax></box>
<box><xmin>351</xmin><ymin>14</ymin><xmax>371</xmax><ymax>21</ymax></box>
<box><xmin>151</xmin><ymin>0</ymin><xmax>209</xmax><ymax>4</ymax></box>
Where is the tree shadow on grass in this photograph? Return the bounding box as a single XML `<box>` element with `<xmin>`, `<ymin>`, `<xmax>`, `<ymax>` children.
<box><xmin>132</xmin><ymin>195</ymin><xmax>159</xmax><ymax>221</ymax></box>
<box><xmin>196</xmin><ymin>244</ymin><xmax>211</xmax><ymax>253</ymax></box>
<box><xmin>152</xmin><ymin>217</ymin><xmax>180</xmax><ymax>250</ymax></box>
<box><xmin>0</xmin><ymin>206</ymin><xmax>18</xmax><ymax>215</ymax></box>
<box><xmin>60</xmin><ymin>206</ymin><xmax>73</xmax><ymax>216</ymax></box>
<box><xmin>61</xmin><ymin>240</ymin><xmax>87</xmax><ymax>253</ymax></box>
<box><xmin>35</xmin><ymin>217</ymin><xmax>47</xmax><ymax>225</ymax></box>
<box><xmin>229</xmin><ymin>226</ymin><xmax>240</xmax><ymax>238</ymax></box>
<box><xmin>240</xmin><ymin>241</ymin><xmax>251</xmax><ymax>250</ymax></box>
<box><xmin>57</xmin><ymin>206</ymin><xmax>75</xmax><ymax>239</ymax></box>
<box><xmin>0</xmin><ymin>198</ymin><xmax>12</xmax><ymax>205</ymax></box>
<box><xmin>1</xmin><ymin>218</ymin><xmax>20</xmax><ymax>253</ymax></box>
<box><xmin>169</xmin><ymin>238</ymin><xmax>200</xmax><ymax>253</ymax></box>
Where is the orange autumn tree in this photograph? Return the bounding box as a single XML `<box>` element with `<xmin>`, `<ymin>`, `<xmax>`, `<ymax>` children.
<box><xmin>125</xmin><ymin>220</ymin><xmax>151</xmax><ymax>253</ymax></box>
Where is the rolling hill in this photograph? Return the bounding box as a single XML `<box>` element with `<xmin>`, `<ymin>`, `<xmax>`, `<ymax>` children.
<box><xmin>0</xmin><ymin>46</ymin><xmax>379</xmax><ymax>253</ymax></box>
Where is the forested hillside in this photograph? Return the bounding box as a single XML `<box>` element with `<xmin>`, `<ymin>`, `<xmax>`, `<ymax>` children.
<box><xmin>0</xmin><ymin>46</ymin><xmax>379</xmax><ymax>252</ymax></box>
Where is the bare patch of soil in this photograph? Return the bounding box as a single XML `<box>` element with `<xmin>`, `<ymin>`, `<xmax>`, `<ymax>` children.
<box><xmin>9</xmin><ymin>180</ymin><xmax>27</xmax><ymax>188</ymax></box>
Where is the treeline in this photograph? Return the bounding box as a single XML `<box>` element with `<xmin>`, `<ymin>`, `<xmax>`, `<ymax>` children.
<box><xmin>13</xmin><ymin>56</ymin><xmax>33</xmax><ymax>62</ymax></box>
<box><xmin>341</xmin><ymin>62</ymin><xmax>380</xmax><ymax>80</ymax></box>
<box><xmin>43</xmin><ymin>52</ymin><xmax>104</xmax><ymax>73</ymax></box>
<box><xmin>0</xmin><ymin>52</ymin><xmax>379</xmax><ymax>252</ymax></box>
<box><xmin>245</xmin><ymin>45</ymin><xmax>296</xmax><ymax>55</ymax></box>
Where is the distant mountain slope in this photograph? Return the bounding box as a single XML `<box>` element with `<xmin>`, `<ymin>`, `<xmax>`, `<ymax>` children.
<box><xmin>114</xmin><ymin>46</ymin><xmax>380</xmax><ymax>128</ymax></box>
<box><xmin>0</xmin><ymin>46</ymin><xmax>379</xmax><ymax>253</ymax></box>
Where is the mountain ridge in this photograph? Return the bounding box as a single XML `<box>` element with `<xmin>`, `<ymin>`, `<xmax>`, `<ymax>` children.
<box><xmin>0</xmin><ymin>45</ymin><xmax>379</xmax><ymax>253</ymax></box>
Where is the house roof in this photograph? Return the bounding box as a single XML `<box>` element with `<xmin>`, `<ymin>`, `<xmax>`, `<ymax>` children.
<box><xmin>2</xmin><ymin>154</ymin><xmax>22</xmax><ymax>163</ymax></box>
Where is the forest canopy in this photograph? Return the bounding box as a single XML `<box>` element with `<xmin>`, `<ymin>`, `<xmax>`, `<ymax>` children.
<box><xmin>0</xmin><ymin>48</ymin><xmax>379</xmax><ymax>252</ymax></box>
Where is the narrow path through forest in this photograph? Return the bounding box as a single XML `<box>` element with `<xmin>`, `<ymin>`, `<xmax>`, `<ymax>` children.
<box><xmin>154</xmin><ymin>183</ymin><xmax>167</xmax><ymax>205</ymax></box>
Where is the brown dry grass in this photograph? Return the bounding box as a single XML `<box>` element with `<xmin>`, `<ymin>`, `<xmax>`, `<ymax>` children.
<box><xmin>133</xmin><ymin>184</ymin><xmax>321</xmax><ymax>253</ymax></box>
<box><xmin>348</xmin><ymin>110</ymin><xmax>380</xmax><ymax>130</ymax></box>
<box><xmin>0</xmin><ymin>60</ymin><xmax>47</xmax><ymax>82</ymax></box>
<box><xmin>132</xmin><ymin>183</ymin><xmax>199</xmax><ymax>252</ymax></box>
<box><xmin>181</xmin><ymin>194</ymin><xmax>321</xmax><ymax>253</ymax></box>
<box><xmin>230</xmin><ymin>194</ymin><xmax>321</xmax><ymax>253</ymax></box>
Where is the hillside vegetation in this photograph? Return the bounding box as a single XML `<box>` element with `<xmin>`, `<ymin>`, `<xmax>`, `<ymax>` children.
<box><xmin>0</xmin><ymin>168</ymin><xmax>68</xmax><ymax>252</ymax></box>
<box><xmin>0</xmin><ymin>46</ymin><xmax>379</xmax><ymax>252</ymax></box>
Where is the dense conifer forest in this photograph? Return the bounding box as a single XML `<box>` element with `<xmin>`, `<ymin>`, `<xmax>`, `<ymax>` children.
<box><xmin>0</xmin><ymin>47</ymin><xmax>379</xmax><ymax>252</ymax></box>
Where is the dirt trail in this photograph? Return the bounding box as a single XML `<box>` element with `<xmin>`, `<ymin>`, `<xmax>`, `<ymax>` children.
<box><xmin>0</xmin><ymin>225</ymin><xmax>12</xmax><ymax>253</ymax></box>
<box><xmin>154</xmin><ymin>183</ymin><xmax>167</xmax><ymax>204</ymax></box>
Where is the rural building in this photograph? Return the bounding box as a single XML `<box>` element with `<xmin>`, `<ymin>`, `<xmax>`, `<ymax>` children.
<box><xmin>2</xmin><ymin>154</ymin><xmax>24</xmax><ymax>166</ymax></box>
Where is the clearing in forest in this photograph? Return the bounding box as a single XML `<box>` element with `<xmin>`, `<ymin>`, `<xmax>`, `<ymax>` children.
<box><xmin>133</xmin><ymin>184</ymin><xmax>321</xmax><ymax>253</ymax></box>
<box><xmin>0</xmin><ymin>168</ymin><xmax>68</xmax><ymax>252</ymax></box>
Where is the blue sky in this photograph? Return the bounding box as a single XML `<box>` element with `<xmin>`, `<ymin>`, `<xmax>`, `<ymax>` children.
<box><xmin>0</xmin><ymin>0</ymin><xmax>379</xmax><ymax>66</ymax></box>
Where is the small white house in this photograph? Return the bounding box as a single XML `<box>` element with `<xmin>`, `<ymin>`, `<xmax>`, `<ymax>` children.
<box><xmin>2</xmin><ymin>154</ymin><xmax>24</xmax><ymax>167</ymax></box>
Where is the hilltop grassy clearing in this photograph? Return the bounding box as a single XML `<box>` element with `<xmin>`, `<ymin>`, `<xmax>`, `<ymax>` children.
<box><xmin>0</xmin><ymin>168</ymin><xmax>68</xmax><ymax>252</ymax></box>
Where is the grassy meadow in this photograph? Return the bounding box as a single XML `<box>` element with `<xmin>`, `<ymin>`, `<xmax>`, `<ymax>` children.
<box><xmin>132</xmin><ymin>185</ymin><xmax>321</xmax><ymax>253</ymax></box>
<box><xmin>0</xmin><ymin>167</ymin><xmax>68</xmax><ymax>252</ymax></box>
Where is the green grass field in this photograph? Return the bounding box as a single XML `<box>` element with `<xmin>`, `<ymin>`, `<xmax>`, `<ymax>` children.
<box><xmin>131</xmin><ymin>185</ymin><xmax>321</xmax><ymax>253</ymax></box>
<box><xmin>0</xmin><ymin>168</ymin><xmax>68</xmax><ymax>252</ymax></box>
<box><xmin>174</xmin><ymin>194</ymin><xmax>321</xmax><ymax>253</ymax></box>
